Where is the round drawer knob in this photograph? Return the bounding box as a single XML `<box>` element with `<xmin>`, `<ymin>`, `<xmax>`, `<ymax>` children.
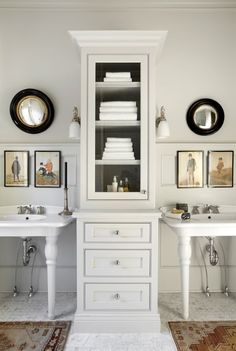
<box><xmin>114</xmin><ymin>230</ymin><xmax>120</xmax><ymax>235</ymax></box>
<box><xmin>115</xmin><ymin>260</ymin><xmax>120</xmax><ymax>265</ymax></box>
<box><xmin>114</xmin><ymin>293</ymin><xmax>120</xmax><ymax>300</ymax></box>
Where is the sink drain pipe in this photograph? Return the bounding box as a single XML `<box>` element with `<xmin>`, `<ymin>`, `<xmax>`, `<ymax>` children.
<box><xmin>206</xmin><ymin>237</ymin><xmax>219</xmax><ymax>266</ymax></box>
<box><xmin>22</xmin><ymin>238</ymin><xmax>37</xmax><ymax>266</ymax></box>
<box><xmin>217</xmin><ymin>239</ymin><xmax>229</xmax><ymax>296</ymax></box>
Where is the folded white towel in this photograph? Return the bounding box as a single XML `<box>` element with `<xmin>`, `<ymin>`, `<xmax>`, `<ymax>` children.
<box><xmin>105</xmin><ymin>147</ymin><xmax>133</xmax><ymax>152</ymax></box>
<box><xmin>164</xmin><ymin>212</ymin><xmax>183</xmax><ymax>220</ymax></box>
<box><xmin>105</xmin><ymin>72</ymin><xmax>131</xmax><ymax>78</ymax></box>
<box><xmin>105</xmin><ymin>142</ymin><xmax>133</xmax><ymax>148</ymax></box>
<box><xmin>103</xmin><ymin>151</ymin><xmax>134</xmax><ymax>156</ymax></box>
<box><xmin>99</xmin><ymin>113</ymin><xmax>137</xmax><ymax>121</ymax></box>
<box><xmin>104</xmin><ymin>77</ymin><xmax>132</xmax><ymax>82</ymax></box>
<box><xmin>100</xmin><ymin>101</ymin><xmax>136</xmax><ymax>107</ymax></box>
<box><xmin>107</xmin><ymin>138</ymin><xmax>131</xmax><ymax>143</ymax></box>
<box><xmin>102</xmin><ymin>153</ymin><xmax>135</xmax><ymax>160</ymax></box>
<box><xmin>100</xmin><ymin>106</ymin><xmax>137</xmax><ymax>113</ymax></box>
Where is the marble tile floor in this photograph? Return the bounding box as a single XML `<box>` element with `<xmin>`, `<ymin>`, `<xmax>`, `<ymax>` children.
<box><xmin>0</xmin><ymin>292</ymin><xmax>236</xmax><ymax>350</ymax></box>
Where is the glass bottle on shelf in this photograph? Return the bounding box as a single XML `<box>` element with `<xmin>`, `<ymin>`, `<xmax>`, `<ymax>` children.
<box><xmin>118</xmin><ymin>180</ymin><xmax>124</xmax><ymax>192</ymax></box>
<box><xmin>123</xmin><ymin>177</ymin><xmax>129</xmax><ymax>192</ymax></box>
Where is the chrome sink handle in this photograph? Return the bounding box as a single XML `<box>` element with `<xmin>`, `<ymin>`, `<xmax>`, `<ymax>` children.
<box><xmin>17</xmin><ymin>206</ymin><xmax>24</xmax><ymax>214</ymax></box>
<box><xmin>36</xmin><ymin>206</ymin><xmax>45</xmax><ymax>215</ymax></box>
<box><xmin>203</xmin><ymin>204</ymin><xmax>220</xmax><ymax>214</ymax></box>
<box><xmin>209</xmin><ymin>205</ymin><xmax>220</xmax><ymax>214</ymax></box>
<box><xmin>192</xmin><ymin>206</ymin><xmax>200</xmax><ymax>215</ymax></box>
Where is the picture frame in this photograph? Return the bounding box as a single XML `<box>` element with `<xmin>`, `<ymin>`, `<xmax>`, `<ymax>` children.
<box><xmin>177</xmin><ymin>151</ymin><xmax>204</xmax><ymax>188</ymax></box>
<box><xmin>34</xmin><ymin>151</ymin><xmax>61</xmax><ymax>188</ymax></box>
<box><xmin>207</xmin><ymin>150</ymin><xmax>234</xmax><ymax>188</ymax></box>
<box><xmin>4</xmin><ymin>150</ymin><xmax>29</xmax><ymax>187</ymax></box>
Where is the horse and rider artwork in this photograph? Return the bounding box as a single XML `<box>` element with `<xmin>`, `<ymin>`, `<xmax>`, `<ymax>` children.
<box><xmin>34</xmin><ymin>151</ymin><xmax>61</xmax><ymax>188</ymax></box>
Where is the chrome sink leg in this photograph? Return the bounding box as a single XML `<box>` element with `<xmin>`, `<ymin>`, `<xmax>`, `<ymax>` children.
<box><xmin>13</xmin><ymin>285</ymin><xmax>18</xmax><ymax>297</ymax></box>
<box><xmin>28</xmin><ymin>286</ymin><xmax>34</xmax><ymax>298</ymax></box>
<box><xmin>224</xmin><ymin>286</ymin><xmax>229</xmax><ymax>297</ymax></box>
<box><xmin>205</xmin><ymin>286</ymin><xmax>211</xmax><ymax>297</ymax></box>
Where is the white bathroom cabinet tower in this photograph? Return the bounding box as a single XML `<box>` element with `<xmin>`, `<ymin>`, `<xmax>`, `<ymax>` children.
<box><xmin>70</xmin><ymin>31</ymin><xmax>167</xmax><ymax>333</ymax></box>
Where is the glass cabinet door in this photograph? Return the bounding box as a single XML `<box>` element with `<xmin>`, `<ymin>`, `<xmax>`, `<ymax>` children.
<box><xmin>87</xmin><ymin>55</ymin><xmax>148</xmax><ymax>200</ymax></box>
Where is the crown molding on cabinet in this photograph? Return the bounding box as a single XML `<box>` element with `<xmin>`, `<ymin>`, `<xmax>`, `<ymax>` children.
<box><xmin>69</xmin><ymin>30</ymin><xmax>167</xmax><ymax>49</ymax></box>
<box><xmin>0</xmin><ymin>0</ymin><xmax>235</xmax><ymax>9</ymax></box>
<box><xmin>69</xmin><ymin>30</ymin><xmax>168</xmax><ymax>63</ymax></box>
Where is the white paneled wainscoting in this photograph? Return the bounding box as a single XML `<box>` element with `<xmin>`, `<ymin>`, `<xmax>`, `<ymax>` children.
<box><xmin>157</xmin><ymin>143</ymin><xmax>236</xmax><ymax>293</ymax></box>
<box><xmin>0</xmin><ymin>142</ymin><xmax>236</xmax><ymax>295</ymax></box>
<box><xmin>0</xmin><ymin>143</ymin><xmax>79</xmax><ymax>293</ymax></box>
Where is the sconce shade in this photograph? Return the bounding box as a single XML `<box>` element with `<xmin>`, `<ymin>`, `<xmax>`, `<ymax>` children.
<box><xmin>157</xmin><ymin>119</ymin><xmax>170</xmax><ymax>139</ymax></box>
<box><xmin>69</xmin><ymin>120</ymin><xmax>80</xmax><ymax>139</ymax></box>
<box><xmin>69</xmin><ymin>106</ymin><xmax>80</xmax><ymax>139</ymax></box>
<box><xmin>156</xmin><ymin>106</ymin><xmax>170</xmax><ymax>139</ymax></box>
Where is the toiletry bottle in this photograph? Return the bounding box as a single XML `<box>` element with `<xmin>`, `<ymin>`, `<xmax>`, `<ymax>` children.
<box><xmin>118</xmin><ymin>180</ymin><xmax>124</xmax><ymax>192</ymax></box>
<box><xmin>123</xmin><ymin>177</ymin><xmax>129</xmax><ymax>192</ymax></box>
<box><xmin>112</xmin><ymin>176</ymin><xmax>118</xmax><ymax>192</ymax></box>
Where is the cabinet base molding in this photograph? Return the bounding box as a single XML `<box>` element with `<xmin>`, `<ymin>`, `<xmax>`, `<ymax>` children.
<box><xmin>73</xmin><ymin>313</ymin><xmax>160</xmax><ymax>333</ymax></box>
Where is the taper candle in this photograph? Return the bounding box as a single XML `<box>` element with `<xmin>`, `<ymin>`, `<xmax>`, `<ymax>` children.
<box><xmin>64</xmin><ymin>162</ymin><xmax>68</xmax><ymax>188</ymax></box>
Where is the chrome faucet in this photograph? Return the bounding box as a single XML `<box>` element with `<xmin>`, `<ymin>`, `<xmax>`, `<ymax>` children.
<box><xmin>203</xmin><ymin>204</ymin><xmax>219</xmax><ymax>214</ymax></box>
<box><xmin>17</xmin><ymin>205</ymin><xmax>45</xmax><ymax>215</ymax></box>
<box><xmin>18</xmin><ymin>205</ymin><xmax>34</xmax><ymax>214</ymax></box>
<box><xmin>24</xmin><ymin>205</ymin><xmax>34</xmax><ymax>214</ymax></box>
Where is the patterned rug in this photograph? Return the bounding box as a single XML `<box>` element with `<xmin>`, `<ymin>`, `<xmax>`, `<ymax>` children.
<box><xmin>0</xmin><ymin>321</ymin><xmax>71</xmax><ymax>351</ymax></box>
<box><xmin>169</xmin><ymin>321</ymin><xmax>236</xmax><ymax>351</ymax></box>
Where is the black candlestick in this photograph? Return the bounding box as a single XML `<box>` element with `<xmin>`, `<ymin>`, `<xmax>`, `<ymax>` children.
<box><xmin>59</xmin><ymin>162</ymin><xmax>72</xmax><ymax>216</ymax></box>
<box><xmin>65</xmin><ymin>162</ymin><xmax>68</xmax><ymax>188</ymax></box>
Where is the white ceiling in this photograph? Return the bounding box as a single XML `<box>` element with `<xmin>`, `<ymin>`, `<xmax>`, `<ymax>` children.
<box><xmin>0</xmin><ymin>0</ymin><xmax>235</xmax><ymax>9</ymax></box>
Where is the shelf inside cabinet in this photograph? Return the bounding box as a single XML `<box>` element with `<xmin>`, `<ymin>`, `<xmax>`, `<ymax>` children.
<box><xmin>96</xmin><ymin>160</ymin><xmax>140</xmax><ymax>165</ymax></box>
<box><xmin>96</xmin><ymin>82</ymin><xmax>140</xmax><ymax>90</ymax></box>
<box><xmin>96</xmin><ymin>121</ymin><xmax>140</xmax><ymax>128</ymax></box>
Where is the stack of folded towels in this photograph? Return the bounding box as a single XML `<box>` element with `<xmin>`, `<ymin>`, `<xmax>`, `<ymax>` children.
<box><xmin>102</xmin><ymin>137</ymin><xmax>135</xmax><ymax>160</ymax></box>
<box><xmin>103</xmin><ymin>72</ymin><xmax>132</xmax><ymax>82</ymax></box>
<box><xmin>99</xmin><ymin>101</ymin><xmax>137</xmax><ymax>121</ymax></box>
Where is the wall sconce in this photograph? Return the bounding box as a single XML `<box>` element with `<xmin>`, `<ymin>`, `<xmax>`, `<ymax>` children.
<box><xmin>69</xmin><ymin>106</ymin><xmax>80</xmax><ymax>139</ymax></box>
<box><xmin>156</xmin><ymin>106</ymin><xmax>170</xmax><ymax>139</ymax></box>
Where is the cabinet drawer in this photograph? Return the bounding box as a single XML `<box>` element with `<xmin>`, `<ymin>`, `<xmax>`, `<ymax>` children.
<box><xmin>85</xmin><ymin>223</ymin><xmax>150</xmax><ymax>242</ymax></box>
<box><xmin>85</xmin><ymin>250</ymin><xmax>150</xmax><ymax>276</ymax></box>
<box><xmin>85</xmin><ymin>283</ymin><xmax>150</xmax><ymax>310</ymax></box>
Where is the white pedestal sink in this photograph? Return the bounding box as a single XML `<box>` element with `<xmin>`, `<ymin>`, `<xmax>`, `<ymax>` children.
<box><xmin>0</xmin><ymin>206</ymin><xmax>75</xmax><ymax>319</ymax></box>
<box><xmin>161</xmin><ymin>206</ymin><xmax>236</xmax><ymax>320</ymax></box>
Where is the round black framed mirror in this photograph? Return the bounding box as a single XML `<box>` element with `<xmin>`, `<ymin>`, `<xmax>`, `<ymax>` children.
<box><xmin>10</xmin><ymin>89</ymin><xmax>54</xmax><ymax>134</ymax></box>
<box><xmin>186</xmin><ymin>98</ymin><xmax>224</xmax><ymax>136</ymax></box>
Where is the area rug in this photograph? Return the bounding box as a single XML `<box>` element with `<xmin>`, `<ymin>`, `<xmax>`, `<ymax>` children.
<box><xmin>169</xmin><ymin>321</ymin><xmax>236</xmax><ymax>351</ymax></box>
<box><xmin>0</xmin><ymin>321</ymin><xmax>71</xmax><ymax>351</ymax></box>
